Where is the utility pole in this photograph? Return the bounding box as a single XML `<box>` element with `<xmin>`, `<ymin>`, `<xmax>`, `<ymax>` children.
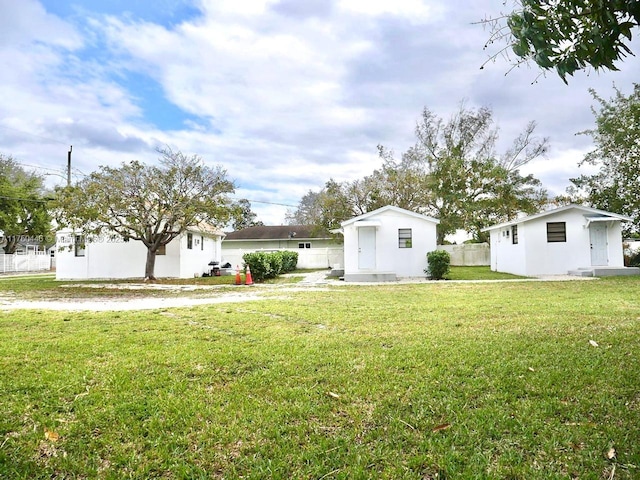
<box><xmin>67</xmin><ymin>145</ymin><xmax>72</xmax><ymax>187</ymax></box>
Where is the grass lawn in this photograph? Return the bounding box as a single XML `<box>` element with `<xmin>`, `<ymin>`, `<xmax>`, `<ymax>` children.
<box><xmin>446</xmin><ymin>266</ymin><xmax>526</xmax><ymax>281</ymax></box>
<box><xmin>1</xmin><ymin>276</ymin><xmax>639</xmax><ymax>478</ymax></box>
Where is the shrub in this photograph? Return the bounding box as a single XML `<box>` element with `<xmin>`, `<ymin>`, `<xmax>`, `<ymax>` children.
<box><xmin>280</xmin><ymin>251</ymin><xmax>298</xmax><ymax>272</ymax></box>
<box><xmin>625</xmin><ymin>248</ymin><xmax>640</xmax><ymax>267</ymax></box>
<box><xmin>242</xmin><ymin>250</ymin><xmax>299</xmax><ymax>282</ymax></box>
<box><xmin>425</xmin><ymin>249</ymin><xmax>450</xmax><ymax>280</ymax></box>
<box><xmin>243</xmin><ymin>252</ymin><xmax>273</xmax><ymax>282</ymax></box>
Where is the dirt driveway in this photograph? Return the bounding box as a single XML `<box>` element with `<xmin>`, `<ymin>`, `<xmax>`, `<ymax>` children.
<box><xmin>0</xmin><ymin>270</ymin><xmax>590</xmax><ymax>312</ymax></box>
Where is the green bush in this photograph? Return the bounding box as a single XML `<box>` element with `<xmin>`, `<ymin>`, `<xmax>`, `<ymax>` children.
<box><xmin>280</xmin><ymin>251</ymin><xmax>299</xmax><ymax>272</ymax></box>
<box><xmin>625</xmin><ymin>248</ymin><xmax>640</xmax><ymax>267</ymax></box>
<box><xmin>425</xmin><ymin>249</ymin><xmax>450</xmax><ymax>280</ymax></box>
<box><xmin>243</xmin><ymin>252</ymin><xmax>273</xmax><ymax>282</ymax></box>
<box><xmin>242</xmin><ymin>251</ymin><xmax>299</xmax><ymax>282</ymax></box>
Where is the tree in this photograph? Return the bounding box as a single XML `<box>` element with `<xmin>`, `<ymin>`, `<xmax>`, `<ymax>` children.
<box><xmin>55</xmin><ymin>147</ymin><xmax>236</xmax><ymax>280</ymax></box>
<box><xmin>230</xmin><ymin>199</ymin><xmax>264</xmax><ymax>231</ymax></box>
<box><xmin>398</xmin><ymin>104</ymin><xmax>548</xmax><ymax>243</ymax></box>
<box><xmin>286</xmin><ymin>179</ymin><xmax>360</xmax><ymax>230</ymax></box>
<box><xmin>565</xmin><ymin>84</ymin><xmax>640</xmax><ymax>235</ymax></box>
<box><xmin>482</xmin><ymin>1</ymin><xmax>640</xmax><ymax>82</ymax></box>
<box><xmin>288</xmin><ymin>104</ymin><xmax>548</xmax><ymax>243</ymax></box>
<box><xmin>0</xmin><ymin>154</ymin><xmax>52</xmax><ymax>254</ymax></box>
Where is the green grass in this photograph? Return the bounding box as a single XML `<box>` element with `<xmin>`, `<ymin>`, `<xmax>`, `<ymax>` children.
<box><xmin>1</xmin><ymin>277</ymin><xmax>640</xmax><ymax>478</ymax></box>
<box><xmin>447</xmin><ymin>266</ymin><xmax>527</xmax><ymax>280</ymax></box>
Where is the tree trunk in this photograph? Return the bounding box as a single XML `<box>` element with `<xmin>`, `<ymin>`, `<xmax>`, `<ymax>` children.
<box><xmin>145</xmin><ymin>247</ymin><xmax>157</xmax><ymax>281</ymax></box>
<box><xmin>3</xmin><ymin>237</ymin><xmax>18</xmax><ymax>254</ymax></box>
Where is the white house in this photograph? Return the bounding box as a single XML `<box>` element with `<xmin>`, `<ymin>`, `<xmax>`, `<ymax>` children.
<box><xmin>482</xmin><ymin>204</ymin><xmax>639</xmax><ymax>277</ymax></box>
<box><xmin>339</xmin><ymin>205</ymin><xmax>439</xmax><ymax>282</ymax></box>
<box><xmin>55</xmin><ymin>225</ymin><xmax>224</xmax><ymax>280</ymax></box>
<box><xmin>222</xmin><ymin>225</ymin><xmax>343</xmax><ymax>269</ymax></box>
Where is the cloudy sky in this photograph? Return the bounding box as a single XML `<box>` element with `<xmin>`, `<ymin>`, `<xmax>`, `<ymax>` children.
<box><xmin>1</xmin><ymin>0</ymin><xmax>639</xmax><ymax>225</ymax></box>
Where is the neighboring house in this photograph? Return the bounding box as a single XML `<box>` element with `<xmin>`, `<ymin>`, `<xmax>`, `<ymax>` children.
<box><xmin>338</xmin><ymin>205</ymin><xmax>439</xmax><ymax>282</ymax></box>
<box><xmin>222</xmin><ymin>225</ymin><xmax>343</xmax><ymax>269</ymax></box>
<box><xmin>55</xmin><ymin>225</ymin><xmax>224</xmax><ymax>280</ymax></box>
<box><xmin>482</xmin><ymin>204</ymin><xmax>640</xmax><ymax>277</ymax></box>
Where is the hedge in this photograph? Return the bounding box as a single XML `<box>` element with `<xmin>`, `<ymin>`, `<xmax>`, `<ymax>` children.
<box><xmin>242</xmin><ymin>251</ymin><xmax>299</xmax><ymax>282</ymax></box>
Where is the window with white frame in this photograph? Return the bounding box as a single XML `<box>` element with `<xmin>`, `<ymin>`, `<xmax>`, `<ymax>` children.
<box><xmin>187</xmin><ymin>232</ymin><xmax>193</xmax><ymax>249</ymax></box>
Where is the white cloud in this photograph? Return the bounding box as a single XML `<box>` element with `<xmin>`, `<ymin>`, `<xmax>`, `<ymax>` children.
<box><xmin>2</xmin><ymin>0</ymin><xmax>639</xmax><ymax>227</ymax></box>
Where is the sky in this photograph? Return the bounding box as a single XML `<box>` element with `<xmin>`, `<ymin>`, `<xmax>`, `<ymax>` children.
<box><xmin>1</xmin><ymin>0</ymin><xmax>639</xmax><ymax>226</ymax></box>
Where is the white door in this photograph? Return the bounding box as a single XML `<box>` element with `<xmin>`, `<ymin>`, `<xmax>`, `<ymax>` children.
<box><xmin>590</xmin><ymin>223</ymin><xmax>608</xmax><ymax>266</ymax></box>
<box><xmin>358</xmin><ymin>227</ymin><xmax>376</xmax><ymax>270</ymax></box>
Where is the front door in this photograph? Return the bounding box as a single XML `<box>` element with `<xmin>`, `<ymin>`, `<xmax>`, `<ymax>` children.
<box><xmin>358</xmin><ymin>227</ymin><xmax>376</xmax><ymax>270</ymax></box>
<box><xmin>590</xmin><ymin>223</ymin><xmax>608</xmax><ymax>266</ymax></box>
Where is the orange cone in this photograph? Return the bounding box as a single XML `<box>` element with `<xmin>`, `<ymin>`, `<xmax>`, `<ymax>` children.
<box><xmin>245</xmin><ymin>265</ymin><xmax>254</xmax><ymax>286</ymax></box>
<box><xmin>235</xmin><ymin>265</ymin><xmax>242</xmax><ymax>285</ymax></box>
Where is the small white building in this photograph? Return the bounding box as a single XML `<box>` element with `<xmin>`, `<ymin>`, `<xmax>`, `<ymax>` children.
<box><xmin>483</xmin><ymin>204</ymin><xmax>639</xmax><ymax>277</ymax></box>
<box><xmin>339</xmin><ymin>205</ymin><xmax>439</xmax><ymax>282</ymax></box>
<box><xmin>222</xmin><ymin>225</ymin><xmax>343</xmax><ymax>269</ymax></box>
<box><xmin>55</xmin><ymin>225</ymin><xmax>224</xmax><ymax>280</ymax></box>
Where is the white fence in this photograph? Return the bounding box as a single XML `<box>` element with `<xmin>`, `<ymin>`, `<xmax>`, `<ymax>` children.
<box><xmin>437</xmin><ymin>244</ymin><xmax>490</xmax><ymax>266</ymax></box>
<box><xmin>0</xmin><ymin>252</ymin><xmax>51</xmax><ymax>273</ymax></box>
<box><xmin>222</xmin><ymin>247</ymin><xmax>344</xmax><ymax>270</ymax></box>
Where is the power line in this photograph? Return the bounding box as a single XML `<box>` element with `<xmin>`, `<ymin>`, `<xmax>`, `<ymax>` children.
<box><xmin>238</xmin><ymin>198</ymin><xmax>297</xmax><ymax>208</ymax></box>
<box><xmin>15</xmin><ymin>162</ymin><xmax>67</xmax><ymax>175</ymax></box>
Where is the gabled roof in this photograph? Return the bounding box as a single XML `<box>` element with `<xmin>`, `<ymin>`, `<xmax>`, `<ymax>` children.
<box><xmin>341</xmin><ymin>205</ymin><xmax>439</xmax><ymax>227</ymax></box>
<box><xmin>482</xmin><ymin>204</ymin><xmax>632</xmax><ymax>232</ymax></box>
<box><xmin>186</xmin><ymin>222</ymin><xmax>225</xmax><ymax>237</ymax></box>
<box><xmin>224</xmin><ymin>224</ymin><xmax>331</xmax><ymax>241</ymax></box>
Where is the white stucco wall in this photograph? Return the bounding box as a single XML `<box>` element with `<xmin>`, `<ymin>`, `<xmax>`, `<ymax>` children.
<box><xmin>56</xmin><ymin>230</ymin><xmax>221</xmax><ymax>280</ymax></box>
<box><xmin>489</xmin><ymin>209</ymin><xmax>627</xmax><ymax>276</ymax></box>
<box><xmin>343</xmin><ymin>209</ymin><xmax>438</xmax><ymax>278</ymax></box>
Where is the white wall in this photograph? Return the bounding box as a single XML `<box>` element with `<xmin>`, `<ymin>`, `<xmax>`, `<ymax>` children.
<box><xmin>490</xmin><ymin>209</ymin><xmax>627</xmax><ymax>276</ymax></box>
<box><xmin>178</xmin><ymin>233</ymin><xmax>220</xmax><ymax>278</ymax></box>
<box><xmin>343</xmin><ymin>210</ymin><xmax>438</xmax><ymax>277</ymax></box>
<box><xmin>56</xmin><ymin>231</ymin><xmax>221</xmax><ymax>280</ymax></box>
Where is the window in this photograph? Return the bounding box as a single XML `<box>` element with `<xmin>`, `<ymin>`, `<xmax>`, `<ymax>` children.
<box><xmin>187</xmin><ymin>233</ymin><xmax>193</xmax><ymax>249</ymax></box>
<box><xmin>298</xmin><ymin>242</ymin><xmax>305</xmax><ymax>249</ymax></box>
<box><xmin>298</xmin><ymin>242</ymin><xmax>312</xmax><ymax>249</ymax></box>
<box><xmin>157</xmin><ymin>244</ymin><xmax>166</xmax><ymax>256</ymax></box>
<box><xmin>547</xmin><ymin>222</ymin><xmax>566</xmax><ymax>242</ymax></box>
<box><xmin>512</xmin><ymin>225</ymin><xmax>518</xmax><ymax>244</ymax></box>
<box><xmin>398</xmin><ymin>228</ymin><xmax>412</xmax><ymax>248</ymax></box>
<box><xmin>201</xmin><ymin>235</ymin><xmax>204</xmax><ymax>251</ymax></box>
<box><xmin>74</xmin><ymin>235</ymin><xmax>85</xmax><ymax>257</ymax></box>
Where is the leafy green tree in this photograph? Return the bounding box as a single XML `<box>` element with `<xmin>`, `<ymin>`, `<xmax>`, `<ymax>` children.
<box><xmin>395</xmin><ymin>104</ymin><xmax>548</xmax><ymax>243</ymax></box>
<box><xmin>0</xmin><ymin>154</ymin><xmax>52</xmax><ymax>254</ymax></box>
<box><xmin>55</xmin><ymin>147</ymin><xmax>235</xmax><ymax>280</ymax></box>
<box><xmin>288</xmin><ymin>104</ymin><xmax>547</xmax><ymax>243</ymax></box>
<box><xmin>566</xmin><ymin>84</ymin><xmax>640</xmax><ymax>235</ymax></box>
<box><xmin>483</xmin><ymin>1</ymin><xmax>640</xmax><ymax>82</ymax></box>
<box><xmin>230</xmin><ymin>199</ymin><xmax>264</xmax><ymax>231</ymax></box>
